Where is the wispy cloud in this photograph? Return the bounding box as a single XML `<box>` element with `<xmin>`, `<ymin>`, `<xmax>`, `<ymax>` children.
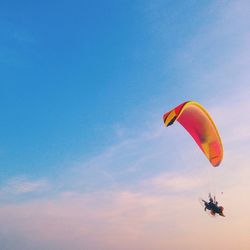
<box><xmin>0</xmin><ymin>176</ymin><xmax>49</xmax><ymax>197</ymax></box>
<box><xmin>0</xmin><ymin>167</ymin><xmax>250</xmax><ymax>250</ymax></box>
<box><xmin>173</xmin><ymin>0</ymin><xmax>250</xmax><ymax>101</ymax></box>
<box><xmin>148</xmin><ymin>172</ymin><xmax>206</xmax><ymax>192</ymax></box>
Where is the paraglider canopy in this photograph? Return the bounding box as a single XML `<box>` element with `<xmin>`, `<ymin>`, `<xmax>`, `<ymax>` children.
<box><xmin>163</xmin><ymin>101</ymin><xmax>223</xmax><ymax>167</ymax></box>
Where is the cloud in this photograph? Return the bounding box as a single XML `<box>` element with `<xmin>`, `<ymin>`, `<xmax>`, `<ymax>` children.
<box><xmin>0</xmin><ymin>166</ymin><xmax>250</xmax><ymax>250</ymax></box>
<box><xmin>172</xmin><ymin>0</ymin><xmax>250</xmax><ymax>102</ymax></box>
<box><xmin>0</xmin><ymin>190</ymin><xmax>212</xmax><ymax>250</ymax></box>
<box><xmin>0</xmin><ymin>176</ymin><xmax>49</xmax><ymax>197</ymax></box>
<box><xmin>148</xmin><ymin>172</ymin><xmax>206</xmax><ymax>192</ymax></box>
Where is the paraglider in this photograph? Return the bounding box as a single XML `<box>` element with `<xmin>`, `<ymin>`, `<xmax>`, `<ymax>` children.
<box><xmin>202</xmin><ymin>193</ymin><xmax>225</xmax><ymax>217</ymax></box>
<box><xmin>163</xmin><ymin>101</ymin><xmax>225</xmax><ymax>217</ymax></box>
<box><xmin>163</xmin><ymin>101</ymin><xmax>223</xmax><ymax>167</ymax></box>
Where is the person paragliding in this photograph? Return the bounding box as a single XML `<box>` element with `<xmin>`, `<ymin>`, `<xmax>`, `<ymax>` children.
<box><xmin>163</xmin><ymin>101</ymin><xmax>226</xmax><ymax>217</ymax></box>
<box><xmin>202</xmin><ymin>193</ymin><xmax>225</xmax><ymax>217</ymax></box>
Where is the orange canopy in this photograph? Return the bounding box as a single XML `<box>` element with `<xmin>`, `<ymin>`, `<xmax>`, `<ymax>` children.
<box><xmin>163</xmin><ymin>101</ymin><xmax>223</xmax><ymax>167</ymax></box>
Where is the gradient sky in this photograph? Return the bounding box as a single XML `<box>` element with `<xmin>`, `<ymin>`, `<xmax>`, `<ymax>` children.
<box><xmin>0</xmin><ymin>1</ymin><xmax>250</xmax><ymax>249</ymax></box>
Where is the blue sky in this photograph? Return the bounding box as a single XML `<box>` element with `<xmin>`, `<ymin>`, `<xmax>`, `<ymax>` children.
<box><xmin>0</xmin><ymin>0</ymin><xmax>215</xmax><ymax>179</ymax></box>
<box><xmin>1</xmin><ymin>1</ymin><xmax>250</xmax><ymax>249</ymax></box>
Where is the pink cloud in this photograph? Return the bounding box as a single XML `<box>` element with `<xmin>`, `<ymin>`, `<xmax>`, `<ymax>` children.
<box><xmin>0</xmin><ymin>163</ymin><xmax>250</xmax><ymax>250</ymax></box>
<box><xmin>0</xmin><ymin>176</ymin><xmax>49</xmax><ymax>196</ymax></box>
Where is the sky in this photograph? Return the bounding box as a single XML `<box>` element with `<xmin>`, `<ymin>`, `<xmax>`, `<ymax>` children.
<box><xmin>0</xmin><ymin>0</ymin><xmax>250</xmax><ymax>249</ymax></box>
